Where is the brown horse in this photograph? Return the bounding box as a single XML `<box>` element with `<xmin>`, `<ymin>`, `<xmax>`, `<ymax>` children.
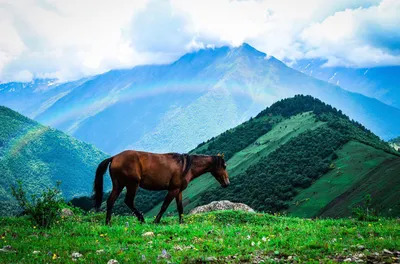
<box><xmin>93</xmin><ymin>150</ymin><xmax>230</xmax><ymax>225</ymax></box>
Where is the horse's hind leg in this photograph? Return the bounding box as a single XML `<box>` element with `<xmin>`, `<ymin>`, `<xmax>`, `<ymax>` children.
<box><xmin>106</xmin><ymin>184</ymin><xmax>123</xmax><ymax>225</ymax></box>
<box><xmin>154</xmin><ymin>189</ymin><xmax>180</xmax><ymax>224</ymax></box>
<box><xmin>124</xmin><ymin>183</ymin><xmax>145</xmax><ymax>223</ymax></box>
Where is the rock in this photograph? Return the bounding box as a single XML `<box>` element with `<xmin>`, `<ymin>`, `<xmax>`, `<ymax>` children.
<box><xmin>107</xmin><ymin>260</ymin><xmax>119</xmax><ymax>264</ymax></box>
<box><xmin>158</xmin><ymin>249</ymin><xmax>171</xmax><ymax>259</ymax></box>
<box><xmin>32</xmin><ymin>250</ymin><xmax>40</xmax><ymax>254</ymax></box>
<box><xmin>205</xmin><ymin>256</ymin><xmax>217</xmax><ymax>262</ymax></box>
<box><xmin>96</xmin><ymin>249</ymin><xmax>105</xmax><ymax>254</ymax></box>
<box><xmin>383</xmin><ymin>249</ymin><xmax>393</xmax><ymax>255</ymax></box>
<box><xmin>71</xmin><ymin>252</ymin><xmax>82</xmax><ymax>258</ymax></box>
<box><xmin>0</xmin><ymin>245</ymin><xmax>15</xmax><ymax>253</ymax></box>
<box><xmin>61</xmin><ymin>208</ymin><xmax>74</xmax><ymax>217</ymax></box>
<box><xmin>357</xmin><ymin>245</ymin><xmax>365</xmax><ymax>250</ymax></box>
<box><xmin>189</xmin><ymin>200</ymin><xmax>255</xmax><ymax>215</ymax></box>
<box><xmin>344</xmin><ymin>258</ymin><xmax>352</xmax><ymax>262</ymax></box>
<box><xmin>142</xmin><ymin>231</ymin><xmax>154</xmax><ymax>237</ymax></box>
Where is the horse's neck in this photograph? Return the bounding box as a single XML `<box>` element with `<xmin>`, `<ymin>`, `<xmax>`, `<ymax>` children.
<box><xmin>185</xmin><ymin>156</ymin><xmax>213</xmax><ymax>182</ymax></box>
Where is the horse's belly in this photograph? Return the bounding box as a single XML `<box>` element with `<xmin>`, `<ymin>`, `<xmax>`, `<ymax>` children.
<box><xmin>139</xmin><ymin>172</ymin><xmax>171</xmax><ymax>191</ymax></box>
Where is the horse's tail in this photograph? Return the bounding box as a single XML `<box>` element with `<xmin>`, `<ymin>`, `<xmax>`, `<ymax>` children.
<box><xmin>93</xmin><ymin>157</ymin><xmax>113</xmax><ymax>211</ymax></box>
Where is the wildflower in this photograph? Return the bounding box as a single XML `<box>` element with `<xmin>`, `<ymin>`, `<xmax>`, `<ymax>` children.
<box><xmin>368</xmin><ymin>224</ymin><xmax>372</xmax><ymax>227</ymax></box>
<box><xmin>262</xmin><ymin>237</ymin><xmax>267</xmax><ymax>242</ymax></box>
<box><xmin>33</xmin><ymin>226</ymin><xmax>36</xmax><ymax>229</ymax></box>
<box><xmin>257</xmin><ymin>241</ymin><xmax>261</xmax><ymax>246</ymax></box>
<box><xmin>100</xmin><ymin>234</ymin><xmax>104</xmax><ymax>237</ymax></box>
<box><xmin>246</xmin><ymin>235</ymin><xmax>251</xmax><ymax>240</ymax></box>
<box><xmin>52</xmin><ymin>254</ymin><xmax>57</xmax><ymax>260</ymax></box>
<box><xmin>251</xmin><ymin>242</ymin><xmax>255</xmax><ymax>246</ymax></box>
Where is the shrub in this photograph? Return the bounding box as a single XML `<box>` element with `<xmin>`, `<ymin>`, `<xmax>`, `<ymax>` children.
<box><xmin>352</xmin><ymin>194</ymin><xmax>378</xmax><ymax>221</ymax></box>
<box><xmin>11</xmin><ymin>181</ymin><xmax>65</xmax><ymax>228</ymax></box>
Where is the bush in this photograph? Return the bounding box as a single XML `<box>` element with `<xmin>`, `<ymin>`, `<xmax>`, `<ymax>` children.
<box><xmin>352</xmin><ymin>194</ymin><xmax>379</xmax><ymax>222</ymax></box>
<box><xmin>11</xmin><ymin>181</ymin><xmax>65</xmax><ymax>228</ymax></box>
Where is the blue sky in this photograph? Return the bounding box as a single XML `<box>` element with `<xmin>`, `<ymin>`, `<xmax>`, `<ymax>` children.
<box><xmin>0</xmin><ymin>0</ymin><xmax>399</xmax><ymax>82</ymax></box>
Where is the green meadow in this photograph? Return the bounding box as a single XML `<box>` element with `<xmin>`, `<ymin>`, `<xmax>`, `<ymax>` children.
<box><xmin>1</xmin><ymin>211</ymin><xmax>399</xmax><ymax>263</ymax></box>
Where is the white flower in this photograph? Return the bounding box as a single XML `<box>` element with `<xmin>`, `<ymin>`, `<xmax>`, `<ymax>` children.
<box><xmin>262</xmin><ymin>237</ymin><xmax>267</xmax><ymax>242</ymax></box>
<box><xmin>247</xmin><ymin>235</ymin><xmax>251</xmax><ymax>240</ymax></box>
<box><xmin>251</xmin><ymin>242</ymin><xmax>255</xmax><ymax>246</ymax></box>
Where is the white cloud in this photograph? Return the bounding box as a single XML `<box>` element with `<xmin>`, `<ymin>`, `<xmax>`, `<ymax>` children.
<box><xmin>299</xmin><ymin>0</ymin><xmax>400</xmax><ymax>67</ymax></box>
<box><xmin>0</xmin><ymin>0</ymin><xmax>398</xmax><ymax>82</ymax></box>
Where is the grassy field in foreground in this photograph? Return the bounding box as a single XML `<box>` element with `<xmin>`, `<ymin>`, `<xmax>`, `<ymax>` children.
<box><xmin>1</xmin><ymin>211</ymin><xmax>399</xmax><ymax>263</ymax></box>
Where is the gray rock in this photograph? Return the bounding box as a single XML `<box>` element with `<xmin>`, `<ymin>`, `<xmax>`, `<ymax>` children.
<box><xmin>383</xmin><ymin>249</ymin><xmax>393</xmax><ymax>255</ymax></box>
<box><xmin>189</xmin><ymin>200</ymin><xmax>255</xmax><ymax>214</ymax></box>
<box><xmin>107</xmin><ymin>260</ymin><xmax>119</xmax><ymax>264</ymax></box>
<box><xmin>71</xmin><ymin>252</ymin><xmax>82</xmax><ymax>258</ymax></box>
<box><xmin>205</xmin><ymin>256</ymin><xmax>218</xmax><ymax>262</ymax></box>
<box><xmin>158</xmin><ymin>249</ymin><xmax>171</xmax><ymax>259</ymax></box>
<box><xmin>61</xmin><ymin>208</ymin><xmax>74</xmax><ymax>217</ymax></box>
<box><xmin>0</xmin><ymin>245</ymin><xmax>15</xmax><ymax>253</ymax></box>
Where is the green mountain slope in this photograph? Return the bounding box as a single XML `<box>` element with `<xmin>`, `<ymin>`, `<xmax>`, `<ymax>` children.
<box><xmin>0</xmin><ymin>106</ymin><xmax>108</xmax><ymax>216</ymax></box>
<box><xmin>145</xmin><ymin>95</ymin><xmax>399</xmax><ymax>218</ymax></box>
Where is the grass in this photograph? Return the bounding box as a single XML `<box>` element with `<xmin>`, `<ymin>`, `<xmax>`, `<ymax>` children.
<box><xmin>146</xmin><ymin>113</ymin><xmax>324</xmax><ymax>217</ymax></box>
<box><xmin>0</xmin><ymin>211</ymin><xmax>399</xmax><ymax>263</ymax></box>
<box><xmin>288</xmin><ymin>141</ymin><xmax>400</xmax><ymax>218</ymax></box>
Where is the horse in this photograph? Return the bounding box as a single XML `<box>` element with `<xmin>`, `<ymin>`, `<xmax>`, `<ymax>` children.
<box><xmin>93</xmin><ymin>150</ymin><xmax>230</xmax><ymax>225</ymax></box>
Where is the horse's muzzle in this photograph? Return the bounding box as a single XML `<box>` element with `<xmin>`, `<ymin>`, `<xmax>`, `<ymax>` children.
<box><xmin>222</xmin><ymin>179</ymin><xmax>230</xmax><ymax>188</ymax></box>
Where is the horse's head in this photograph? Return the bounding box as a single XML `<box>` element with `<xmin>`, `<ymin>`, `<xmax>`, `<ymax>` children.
<box><xmin>211</xmin><ymin>155</ymin><xmax>230</xmax><ymax>188</ymax></box>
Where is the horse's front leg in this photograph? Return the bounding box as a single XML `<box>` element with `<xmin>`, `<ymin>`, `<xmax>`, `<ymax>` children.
<box><xmin>176</xmin><ymin>191</ymin><xmax>184</xmax><ymax>224</ymax></box>
<box><xmin>154</xmin><ymin>189</ymin><xmax>180</xmax><ymax>224</ymax></box>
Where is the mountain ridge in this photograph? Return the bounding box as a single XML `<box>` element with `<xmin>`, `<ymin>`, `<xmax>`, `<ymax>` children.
<box><xmin>1</xmin><ymin>43</ymin><xmax>400</xmax><ymax>155</ymax></box>
<box><xmin>0</xmin><ymin>106</ymin><xmax>109</xmax><ymax>216</ymax></box>
<box><xmin>141</xmin><ymin>95</ymin><xmax>400</xmax><ymax>218</ymax></box>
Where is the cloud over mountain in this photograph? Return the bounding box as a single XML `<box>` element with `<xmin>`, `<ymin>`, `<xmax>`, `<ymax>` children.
<box><xmin>0</xmin><ymin>0</ymin><xmax>398</xmax><ymax>82</ymax></box>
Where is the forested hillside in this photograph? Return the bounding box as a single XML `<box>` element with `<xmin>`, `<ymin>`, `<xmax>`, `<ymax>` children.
<box><xmin>143</xmin><ymin>95</ymin><xmax>400</xmax><ymax>218</ymax></box>
<box><xmin>0</xmin><ymin>106</ymin><xmax>108</xmax><ymax>216</ymax></box>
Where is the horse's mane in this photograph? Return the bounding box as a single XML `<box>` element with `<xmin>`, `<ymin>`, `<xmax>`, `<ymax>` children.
<box><xmin>212</xmin><ymin>155</ymin><xmax>225</xmax><ymax>169</ymax></box>
<box><xmin>171</xmin><ymin>153</ymin><xmax>192</xmax><ymax>176</ymax></box>
<box><xmin>182</xmin><ymin>154</ymin><xmax>192</xmax><ymax>176</ymax></box>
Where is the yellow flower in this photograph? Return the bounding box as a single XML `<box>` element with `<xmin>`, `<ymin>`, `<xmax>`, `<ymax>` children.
<box><xmin>52</xmin><ymin>254</ymin><xmax>57</xmax><ymax>260</ymax></box>
<box><xmin>368</xmin><ymin>224</ymin><xmax>372</xmax><ymax>227</ymax></box>
<box><xmin>100</xmin><ymin>234</ymin><xmax>104</xmax><ymax>237</ymax></box>
<box><xmin>33</xmin><ymin>226</ymin><xmax>36</xmax><ymax>229</ymax></box>
<box><xmin>96</xmin><ymin>240</ymin><xmax>99</xmax><ymax>243</ymax></box>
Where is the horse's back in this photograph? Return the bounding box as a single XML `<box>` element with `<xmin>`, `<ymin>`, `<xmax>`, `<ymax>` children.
<box><xmin>110</xmin><ymin>150</ymin><xmax>182</xmax><ymax>190</ymax></box>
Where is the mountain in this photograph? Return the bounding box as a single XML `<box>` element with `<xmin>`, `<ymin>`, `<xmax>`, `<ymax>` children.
<box><xmin>0</xmin><ymin>78</ymin><xmax>91</xmax><ymax>119</ymax></box>
<box><xmin>0</xmin><ymin>106</ymin><xmax>108</xmax><ymax>216</ymax></box>
<box><xmin>390</xmin><ymin>136</ymin><xmax>400</xmax><ymax>151</ymax></box>
<box><xmin>292</xmin><ymin>58</ymin><xmax>400</xmax><ymax>109</ymax></box>
<box><xmin>2</xmin><ymin>44</ymin><xmax>400</xmax><ymax>155</ymax></box>
<box><xmin>143</xmin><ymin>95</ymin><xmax>400</xmax><ymax>218</ymax></box>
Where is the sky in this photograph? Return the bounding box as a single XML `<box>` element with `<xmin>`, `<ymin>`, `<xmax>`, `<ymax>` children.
<box><xmin>0</xmin><ymin>0</ymin><xmax>399</xmax><ymax>82</ymax></box>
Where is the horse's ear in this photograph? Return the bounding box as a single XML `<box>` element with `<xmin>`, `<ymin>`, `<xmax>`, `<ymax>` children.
<box><xmin>221</xmin><ymin>153</ymin><xmax>225</xmax><ymax>159</ymax></box>
<box><xmin>217</xmin><ymin>153</ymin><xmax>221</xmax><ymax>157</ymax></box>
